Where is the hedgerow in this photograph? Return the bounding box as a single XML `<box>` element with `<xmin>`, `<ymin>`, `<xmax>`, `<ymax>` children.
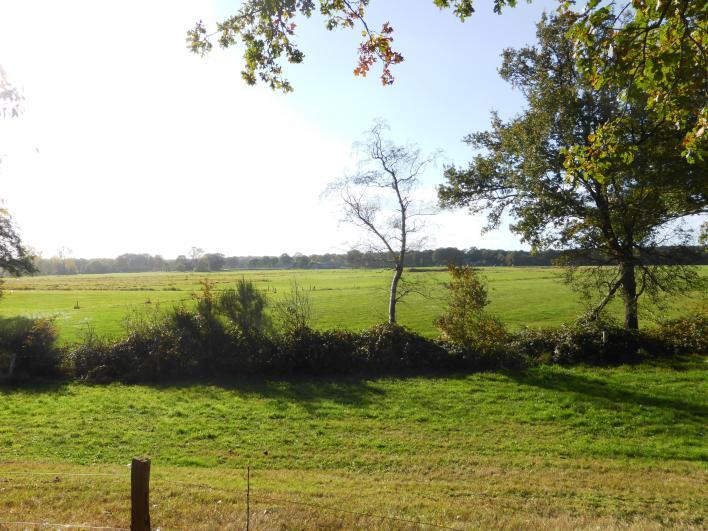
<box><xmin>0</xmin><ymin>280</ymin><xmax>705</xmax><ymax>384</ymax></box>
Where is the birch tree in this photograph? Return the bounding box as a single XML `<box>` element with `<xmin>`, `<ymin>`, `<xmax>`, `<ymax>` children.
<box><xmin>330</xmin><ymin>122</ymin><xmax>434</xmax><ymax>324</ymax></box>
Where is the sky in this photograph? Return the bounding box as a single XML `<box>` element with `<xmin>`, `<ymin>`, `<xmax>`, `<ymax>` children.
<box><xmin>0</xmin><ymin>0</ymin><xmax>562</xmax><ymax>259</ymax></box>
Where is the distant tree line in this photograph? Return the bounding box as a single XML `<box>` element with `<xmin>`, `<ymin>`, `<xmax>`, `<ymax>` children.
<box><xmin>27</xmin><ymin>246</ymin><xmax>706</xmax><ymax>276</ymax></box>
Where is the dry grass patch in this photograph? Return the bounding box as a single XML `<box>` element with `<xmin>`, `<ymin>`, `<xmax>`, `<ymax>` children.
<box><xmin>0</xmin><ymin>459</ymin><xmax>705</xmax><ymax>529</ymax></box>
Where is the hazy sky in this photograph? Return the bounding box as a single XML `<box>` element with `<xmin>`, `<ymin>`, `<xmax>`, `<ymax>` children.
<box><xmin>0</xmin><ymin>0</ymin><xmax>561</xmax><ymax>259</ymax></box>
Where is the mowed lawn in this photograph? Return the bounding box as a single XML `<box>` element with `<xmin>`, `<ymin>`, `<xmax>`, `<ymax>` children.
<box><xmin>0</xmin><ymin>267</ymin><xmax>704</xmax><ymax>342</ymax></box>
<box><xmin>0</xmin><ymin>360</ymin><xmax>706</xmax><ymax>528</ymax></box>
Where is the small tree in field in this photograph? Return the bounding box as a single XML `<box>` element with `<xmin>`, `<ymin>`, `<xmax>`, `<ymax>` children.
<box><xmin>436</xmin><ymin>265</ymin><xmax>506</xmax><ymax>352</ymax></box>
<box><xmin>330</xmin><ymin>121</ymin><xmax>434</xmax><ymax>324</ymax></box>
<box><xmin>218</xmin><ymin>278</ymin><xmax>271</xmax><ymax>337</ymax></box>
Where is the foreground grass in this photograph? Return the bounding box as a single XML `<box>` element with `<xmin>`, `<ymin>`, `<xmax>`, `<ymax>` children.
<box><xmin>1</xmin><ymin>360</ymin><xmax>706</xmax><ymax>528</ymax></box>
<box><xmin>1</xmin><ymin>267</ymin><xmax>704</xmax><ymax>342</ymax></box>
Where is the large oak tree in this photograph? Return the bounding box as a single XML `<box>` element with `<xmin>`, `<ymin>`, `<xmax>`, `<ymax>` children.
<box><xmin>438</xmin><ymin>13</ymin><xmax>706</xmax><ymax>330</ymax></box>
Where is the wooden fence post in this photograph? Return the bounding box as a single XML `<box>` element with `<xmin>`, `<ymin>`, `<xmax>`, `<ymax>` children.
<box><xmin>131</xmin><ymin>458</ymin><xmax>151</xmax><ymax>531</ymax></box>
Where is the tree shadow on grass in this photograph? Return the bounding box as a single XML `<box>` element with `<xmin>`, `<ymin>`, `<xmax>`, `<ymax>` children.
<box><xmin>0</xmin><ymin>381</ymin><xmax>71</xmax><ymax>396</ymax></box>
<box><xmin>505</xmin><ymin>368</ymin><xmax>707</xmax><ymax>421</ymax></box>
<box><xmin>4</xmin><ymin>362</ymin><xmax>705</xmax><ymax>420</ymax></box>
<box><xmin>180</xmin><ymin>376</ymin><xmax>388</xmax><ymax>412</ymax></box>
<box><xmin>0</xmin><ymin>376</ymin><xmax>388</xmax><ymax>417</ymax></box>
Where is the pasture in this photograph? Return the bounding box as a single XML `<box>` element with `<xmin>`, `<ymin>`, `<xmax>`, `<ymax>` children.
<box><xmin>1</xmin><ymin>267</ymin><xmax>705</xmax><ymax>528</ymax></box>
<box><xmin>0</xmin><ymin>267</ymin><xmax>704</xmax><ymax>343</ymax></box>
<box><xmin>1</xmin><ymin>360</ymin><xmax>706</xmax><ymax>528</ymax></box>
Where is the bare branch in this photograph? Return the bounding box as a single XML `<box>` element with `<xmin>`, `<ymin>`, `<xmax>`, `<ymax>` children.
<box><xmin>328</xmin><ymin>120</ymin><xmax>437</xmax><ymax>323</ymax></box>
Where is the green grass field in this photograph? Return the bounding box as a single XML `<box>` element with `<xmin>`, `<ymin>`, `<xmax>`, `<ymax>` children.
<box><xmin>1</xmin><ymin>359</ymin><xmax>706</xmax><ymax>528</ymax></box>
<box><xmin>0</xmin><ymin>267</ymin><xmax>704</xmax><ymax>343</ymax></box>
<box><xmin>1</xmin><ymin>268</ymin><xmax>705</xmax><ymax>528</ymax></box>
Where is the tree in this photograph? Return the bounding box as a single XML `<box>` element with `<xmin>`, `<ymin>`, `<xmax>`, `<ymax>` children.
<box><xmin>195</xmin><ymin>255</ymin><xmax>212</xmax><ymax>272</ymax></box>
<box><xmin>218</xmin><ymin>278</ymin><xmax>271</xmax><ymax>337</ymax></box>
<box><xmin>566</xmin><ymin>0</ymin><xmax>706</xmax><ymax>163</ymax></box>
<box><xmin>174</xmin><ymin>255</ymin><xmax>189</xmax><ymax>272</ymax></box>
<box><xmin>0</xmin><ymin>67</ymin><xmax>34</xmax><ymax>288</ymax></box>
<box><xmin>329</xmin><ymin>121</ymin><xmax>434</xmax><ymax>324</ymax></box>
<box><xmin>188</xmin><ymin>246</ymin><xmax>204</xmax><ymax>271</ymax></box>
<box><xmin>153</xmin><ymin>255</ymin><xmax>166</xmax><ymax>272</ymax></box>
<box><xmin>205</xmin><ymin>253</ymin><xmax>226</xmax><ymax>271</ymax></box>
<box><xmin>0</xmin><ymin>207</ymin><xmax>36</xmax><ymax>293</ymax></box>
<box><xmin>346</xmin><ymin>249</ymin><xmax>364</xmax><ymax>268</ymax></box>
<box><xmin>279</xmin><ymin>253</ymin><xmax>294</xmax><ymax>268</ymax></box>
<box><xmin>435</xmin><ymin>265</ymin><xmax>506</xmax><ymax>352</ymax></box>
<box><xmin>438</xmin><ymin>14</ymin><xmax>707</xmax><ymax>330</ymax></box>
<box><xmin>188</xmin><ymin>0</ymin><xmax>405</xmax><ymax>91</ymax></box>
<box><xmin>432</xmin><ymin>247</ymin><xmax>465</xmax><ymax>266</ymax></box>
<box><xmin>292</xmin><ymin>253</ymin><xmax>311</xmax><ymax>269</ymax></box>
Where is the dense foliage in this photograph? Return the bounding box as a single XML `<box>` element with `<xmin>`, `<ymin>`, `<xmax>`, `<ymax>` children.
<box><xmin>1</xmin><ymin>68</ymin><xmax>35</xmax><ymax>291</ymax></box>
<box><xmin>0</xmin><ymin>208</ymin><xmax>37</xmax><ymax>302</ymax></box>
<box><xmin>0</xmin><ymin>316</ymin><xmax>61</xmax><ymax>381</ymax></box>
<box><xmin>565</xmin><ymin>0</ymin><xmax>706</xmax><ymax>163</ymax></box>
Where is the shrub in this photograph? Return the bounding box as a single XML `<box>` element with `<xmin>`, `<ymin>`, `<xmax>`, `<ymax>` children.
<box><xmin>653</xmin><ymin>313</ymin><xmax>708</xmax><ymax>355</ymax></box>
<box><xmin>158</xmin><ymin>304</ymin><xmax>253</xmax><ymax>377</ymax></box>
<box><xmin>443</xmin><ymin>339</ymin><xmax>528</xmax><ymax>371</ymax></box>
<box><xmin>507</xmin><ymin>315</ymin><xmax>668</xmax><ymax>366</ymax></box>
<box><xmin>355</xmin><ymin>323</ymin><xmax>449</xmax><ymax>372</ymax></box>
<box><xmin>218</xmin><ymin>278</ymin><xmax>271</xmax><ymax>337</ymax></box>
<box><xmin>508</xmin><ymin>327</ymin><xmax>557</xmax><ymax>362</ymax></box>
<box><xmin>71</xmin><ymin>333</ymin><xmax>119</xmax><ymax>383</ymax></box>
<box><xmin>549</xmin><ymin>316</ymin><xmax>646</xmax><ymax>365</ymax></box>
<box><xmin>274</xmin><ymin>281</ymin><xmax>312</xmax><ymax>335</ymax></box>
<box><xmin>192</xmin><ymin>279</ymin><xmax>219</xmax><ymax>325</ymax></box>
<box><xmin>58</xmin><ymin>281</ymin><xmax>706</xmax><ymax>383</ymax></box>
<box><xmin>272</xmin><ymin>327</ymin><xmax>356</xmax><ymax>374</ymax></box>
<box><xmin>0</xmin><ymin>316</ymin><xmax>62</xmax><ymax>381</ymax></box>
<box><xmin>71</xmin><ymin>317</ymin><xmax>189</xmax><ymax>383</ymax></box>
<box><xmin>436</xmin><ymin>265</ymin><xmax>509</xmax><ymax>354</ymax></box>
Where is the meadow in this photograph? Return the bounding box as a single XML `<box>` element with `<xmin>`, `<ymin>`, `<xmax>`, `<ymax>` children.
<box><xmin>1</xmin><ymin>360</ymin><xmax>706</xmax><ymax>528</ymax></box>
<box><xmin>1</xmin><ymin>267</ymin><xmax>706</xmax><ymax>529</ymax></box>
<box><xmin>0</xmin><ymin>267</ymin><xmax>704</xmax><ymax>343</ymax></box>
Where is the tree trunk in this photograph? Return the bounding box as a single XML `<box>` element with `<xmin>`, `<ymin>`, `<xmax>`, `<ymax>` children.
<box><xmin>388</xmin><ymin>264</ymin><xmax>403</xmax><ymax>324</ymax></box>
<box><xmin>620</xmin><ymin>262</ymin><xmax>639</xmax><ymax>330</ymax></box>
